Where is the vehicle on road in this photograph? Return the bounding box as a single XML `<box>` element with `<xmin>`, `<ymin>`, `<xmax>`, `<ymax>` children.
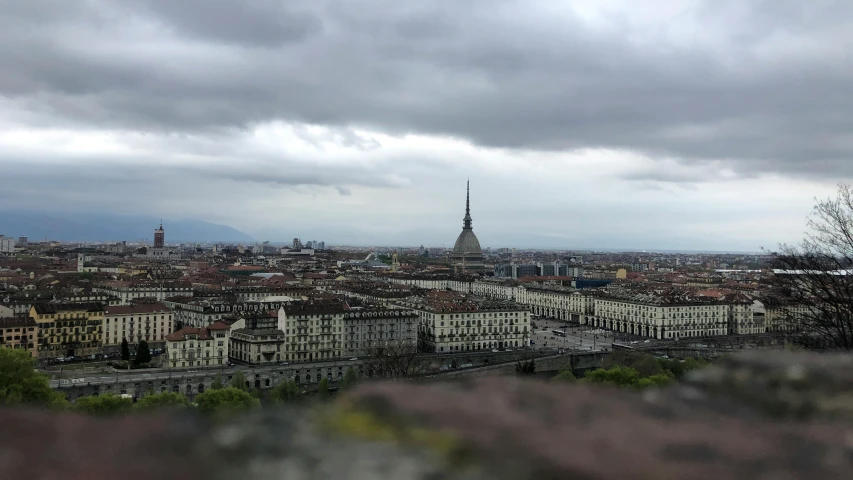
<box><xmin>552</xmin><ymin>330</ymin><xmax>566</xmax><ymax>337</ymax></box>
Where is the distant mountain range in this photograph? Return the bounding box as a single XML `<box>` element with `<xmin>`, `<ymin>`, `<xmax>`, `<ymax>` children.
<box><xmin>0</xmin><ymin>211</ymin><xmax>255</xmax><ymax>244</ymax></box>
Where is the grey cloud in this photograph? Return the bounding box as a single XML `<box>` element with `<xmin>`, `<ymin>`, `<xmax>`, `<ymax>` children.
<box><xmin>1</xmin><ymin>0</ymin><xmax>852</xmax><ymax>180</ymax></box>
<box><xmin>136</xmin><ymin>0</ymin><xmax>324</xmax><ymax>46</ymax></box>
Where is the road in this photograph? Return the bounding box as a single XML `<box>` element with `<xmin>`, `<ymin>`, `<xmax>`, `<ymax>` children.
<box><xmin>46</xmin><ymin>349</ymin><xmax>559</xmax><ymax>388</ymax></box>
<box><xmin>530</xmin><ymin>318</ymin><xmax>616</xmax><ymax>352</ymax></box>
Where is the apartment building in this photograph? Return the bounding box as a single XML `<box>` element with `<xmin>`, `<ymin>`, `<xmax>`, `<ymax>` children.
<box><xmin>515</xmin><ymin>286</ymin><xmax>596</xmax><ymax>322</ymax></box>
<box><xmin>165</xmin><ymin>321</ymin><xmax>230</xmax><ymax>368</ymax></box>
<box><xmin>397</xmin><ymin>291</ymin><xmax>530</xmax><ymax>353</ymax></box>
<box><xmin>29</xmin><ymin>303</ymin><xmax>105</xmax><ymax>360</ymax></box>
<box><xmin>278</xmin><ymin>301</ymin><xmax>349</xmax><ymax>362</ymax></box>
<box><xmin>759</xmin><ymin>298</ymin><xmax>811</xmax><ymax>333</ymax></box>
<box><xmin>0</xmin><ymin>316</ymin><xmax>38</xmax><ymax>358</ymax></box>
<box><xmin>588</xmin><ymin>291</ymin><xmax>764</xmax><ymax>340</ymax></box>
<box><xmin>103</xmin><ymin>303</ymin><xmax>175</xmax><ymax>353</ymax></box>
<box><xmin>0</xmin><ymin>235</ymin><xmax>15</xmax><ymax>253</ymax></box>
<box><xmin>229</xmin><ymin>311</ymin><xmax>285</xmax><ymax>365</ymax></box>
<box><xmin>163</xmin><ymin>298</ymin><xmax>292</xmax><ymax>328</ymax></box>
<box><xmin>341</xmin><ymin>307</ymin><xmax>418</xmax><ymax>357</ymax></box>
<box><xmin>93</xmin><ymin>281</ymin><xmax>193</xmax><ymax>305</ymax></box>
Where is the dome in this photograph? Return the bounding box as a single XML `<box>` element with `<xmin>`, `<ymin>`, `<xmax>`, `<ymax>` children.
<box><xmin>453</xmin><ymin>229</ymin><xmax>482</xmax><ymax>255</ymax></box>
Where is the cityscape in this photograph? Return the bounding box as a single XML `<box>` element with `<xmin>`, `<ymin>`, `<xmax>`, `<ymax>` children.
<box><xmin>0</xmin><ymin>180</ymin><xmax>816</xmax><ymax>393</ymax></box>
<box><xmin>2</xmin><ymin>1</ymin><xmax>852</xmax><ymax>478</ymax></box>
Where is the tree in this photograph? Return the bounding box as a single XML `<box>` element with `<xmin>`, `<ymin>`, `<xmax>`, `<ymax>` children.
<box><xmin>362</xmin><ymin>343</ymin><xmax>425</xmax><ymax>378</ymax></box>
<box><xmin>230</xmin><ymin>371</ymin><xmax>248</xmax><ymax>391</ymax></box>
<box><xmin>317</xmin><ymin>377</ymin><xmax>330</xmax><ymax>398</ymax></box>
<box><xmin>194</xmin><ymin>387</ymin><xmax>259</xmax><ymax>415</ymax></box>
<box><xmin>340</xmin><ymin>367</ymin><xmax>358</xmax><ymax>391</ymax></box>
<box><xmin>631</xmin><ymin>356</ymin><xmax>665</xmax><ymax>378</ymax></box>
<box><xmin>135</xmin><ymin>340</ymin><xmax>151</xmax><ymax>365</ymax></box>
<box><xmin>515</xmin><ymin>359</ymin><xmax>536</xmax><ymax>376</ymax></box>
<box><xmin>211</xmin><ymin>374</ymin><xmax>224</xmax><ymax>390</ymax></box>
<box><xmin>72</xmin><ymin>393</ymin><xmax>132</xmax><ymax>415</ymax></box>
<box><xmin>134</xmin><ymin>391</ymin><xmax>191</xmax><ymax>411</ymax></box>
<box><xmin>771</xmin><ymin>184</ymin><xmax>853</xmax><ymax>349</ymax></box>
<box><xmin>0</xmin><ymin>348</ymin><xmax>67</xmax><ymax>408</ymax></box>
<box><xmin>682</xmin><ymin>357</ymin><xmax>707</xmax><ymax>374</ymax></box>
<box><xmin>271</xmin><ymin>379</ymin><xmax>301</xmax><ymax>403</ymax></box>
<box><xmin>551</xmin><ymin>369</ymin><xmax>577</xmax><ymax>382</ymax></box>
<box><xmin>120</xmin><ymin>338</ymin><xmax>130</xmax><ymax>362</ymax></box>
<box><xmin>581</xmin><ymin>366</ymin><xmax>641</xmax><ymax>387</ymax></box>
<box><xmin>637</xmin><ymin>373</ymin><xmax>675</xmax><ymax>389</ymax></box>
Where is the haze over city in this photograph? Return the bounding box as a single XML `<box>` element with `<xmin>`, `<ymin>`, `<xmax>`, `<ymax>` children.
<box><xmin>2</xmin><ymin>0</ymin><xmax>851</xmax><ymax>250</ymax></box>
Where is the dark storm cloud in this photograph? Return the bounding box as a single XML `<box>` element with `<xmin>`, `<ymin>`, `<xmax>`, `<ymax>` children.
<box><xmin>1</xmin><ymin>0</ymin><xmax>852</xmax><ymax>179</ymax></box>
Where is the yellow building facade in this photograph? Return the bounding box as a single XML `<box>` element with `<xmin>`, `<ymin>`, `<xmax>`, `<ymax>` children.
<box><xmin>29</xmin><ymin>303</ymin><xmax>105</xmax><ymax>360</ymax></box>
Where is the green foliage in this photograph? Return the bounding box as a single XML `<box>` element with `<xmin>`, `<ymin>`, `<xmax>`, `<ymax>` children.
<box><xmin>551</xmin><ymin>370</ymin><xmax>577</xmax><ymax>382</ymax></box>
<box><xmin>135</xmin><ymin>340</ymin><xmax>151</xmax><ymax>365</ymax></box>
<box><xmin>582</xmin><ymin>365</ymin><xmax>675</xmax><ymax>390</ymax></box>
<box><xmin>72</xmin><ymin>393</ymin><xmax>132</xmax><ymax>415</ymax></box>
<box><xmin>230</xmin><ymin>371</ymin><xmax>248</xmax><ymax>391</ymax></box>
<box><xmin>340</xmin><ymin>367</ymin><xmax>358</xmax><ymax>391</ymax></box>
<box><xmin>271</xmin><ymin>379</ymin><xmax>301</xmax><ymax>403</ymax></box>
<box><xmin>632</xmin><ymin>356</ymin><xmax>665</xmax><ymax>377</ymax></box>
<box><xmin>211</xmin><ymin>374</ymin><xmax>224</xmax><ymax>390</ymax></box>
<box><xmin>637</xmin><ymin>374</ymin><xmax>675</xmax><ymax>389</ymax></box>
<box><xmin>317</xmin><ymin>377</ymin><xmax>330</xmax><ymax>397</ymax></box>
<box><xmin>682</xmin><ymin>357</ymin><xmax>707</xmax><ymax>373</ymax></box>
<box><xmin>0</xmin><ymin>348</ymin><xmax>67</xmax><ymax>408</ymax></box>
<box><xmin>657</xmin><ymin>356</ymin><xmax>708</xmax><ymax>379</ymax></box>
<box><xmin>515</xmin><ymin>359</ymin><xmax>536</xmax><ymax>376</ymax></box>
<box><xmin>194</xmin><ymin>387</ymin><xmax>259</xmax><ymax>415</ymax></box>
<box><xmin>582</xmin><ymin>366</ymin><xmax>641</xmax><ymax>387</ymax></box>
<box><xmin>134</xmin><ymin>391</ymin><xmax>190</xmax><ymax>411</ymax></box>
<box><xmin>120</xmin><ymin>338</ymin><xmax>130</xmax><ymax>362</ymax></box>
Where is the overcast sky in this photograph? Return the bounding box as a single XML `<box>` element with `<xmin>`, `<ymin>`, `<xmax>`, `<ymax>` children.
<box><xmin>1</xmin><ymin>0</ymin><xmax>850</xmax><ymax>251</ymax></box>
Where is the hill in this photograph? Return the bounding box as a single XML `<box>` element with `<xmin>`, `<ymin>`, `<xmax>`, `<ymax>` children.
<box><xmin>0</xmin><ymin>211</ymin><xmax>254</xmax><ymax>243</ymax></box>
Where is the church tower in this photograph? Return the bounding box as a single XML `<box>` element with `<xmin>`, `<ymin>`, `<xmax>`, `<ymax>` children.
<box><xmin>154</xmin><ymin>221</ymin><xmax>165</xmax><ymax>248</ymax></box>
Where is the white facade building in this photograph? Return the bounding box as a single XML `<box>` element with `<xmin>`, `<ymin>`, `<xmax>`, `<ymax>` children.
<box><xmin>165</xmin><ymin>321</ymin><xmax>230</xmax><ymax>368</ymax></box>
<box><xmin>0</xmin><ymin>236</ymin><xmax>15</xmax><ymax>253</ymax></box>
<box><xmin>103</xmin><ymin>303</ymin><xmax>175</xmax><ymax>350</ymax></box>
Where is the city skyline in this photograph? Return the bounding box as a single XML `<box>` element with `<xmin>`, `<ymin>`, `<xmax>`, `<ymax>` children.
<box><xmin>2</xmin><ymin>1</ymin><xmax>850</xmax><ymax>251</ymax></box>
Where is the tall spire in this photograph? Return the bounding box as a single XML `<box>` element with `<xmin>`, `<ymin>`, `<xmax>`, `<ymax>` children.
<box><xmin>463</xmin><ymin>179</ymin><xmax>472</xmax><ymax>229</ymax></box>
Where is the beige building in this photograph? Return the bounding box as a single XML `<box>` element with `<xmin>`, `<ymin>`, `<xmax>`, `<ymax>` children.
<box><xmin>29</xmin><ymin>303</ymin><xmax>105</xmax><ymax>360</ymax></box>
<box><xmin>759</xmin><ymin>299</ymin><xmax>811</xmax><ymax>333</ymax></box>
<box><xmin>0</xmin><ymin>316</ymin><xmax>38</xmax><ymax>358</ymax></box>
<box><xmin>588</xmin><ymin>292</ymin><xmax>765</xmax><ymax>339</ymax></box>
<box><xmin>278</xmin><ymin>301</ymin><xmax>348</xmax><ymax>362</ymax></box>
<box><xmin>342</xmin><ymin>307</ymin><xmax>418</xmax><ymax>357</ymax></box>
<box><xmin>165</xmin><ymin>321</ymin><xmax>230</xmax><ymax>368</ymax></box>
<box><xmin>397</xmin><ymin>291</ymin><xmax>530</xmax><ymax>353</ymax></box>
<box><xmin>229</xmin><ymin>311</ymin><xmax>285</xmax><ymax>365</ymax></box>
<box><xmin>103</xmin><ymin>303</ymin><xmax>174</xmax><ymax>352</ymax></box>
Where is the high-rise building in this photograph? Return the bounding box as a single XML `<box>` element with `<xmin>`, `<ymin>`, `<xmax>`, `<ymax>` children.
<box><xmin>0</xmin><ymin>236</ymin><xmax>14</xmax><ymax>253</ymax></box>
<box><xmin>292</xmin><ymin>238</ymin><xmax>302</xmax><ymax>249</ymax></box>
<box><xmin>154</xmin><ymin>222</ymin><xmax>165</xmax><ymax>248</ymax></box>
<box><xmin>17</xmin><ymin>236</ymin><xmax>27</xmax><ymax>247</ymax></box>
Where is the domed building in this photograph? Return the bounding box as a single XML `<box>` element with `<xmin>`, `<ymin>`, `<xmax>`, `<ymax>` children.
<box><xmin>451</xmin><ymin>180</ymin><xmax>485</xmax><ymax>273</ymax></box>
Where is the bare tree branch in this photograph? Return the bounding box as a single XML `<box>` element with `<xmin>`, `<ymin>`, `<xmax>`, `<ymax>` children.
<box><xmin>769</xmin><ymin>184</ymin><xmax>853</xmax><ymax>349</ymax></box>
